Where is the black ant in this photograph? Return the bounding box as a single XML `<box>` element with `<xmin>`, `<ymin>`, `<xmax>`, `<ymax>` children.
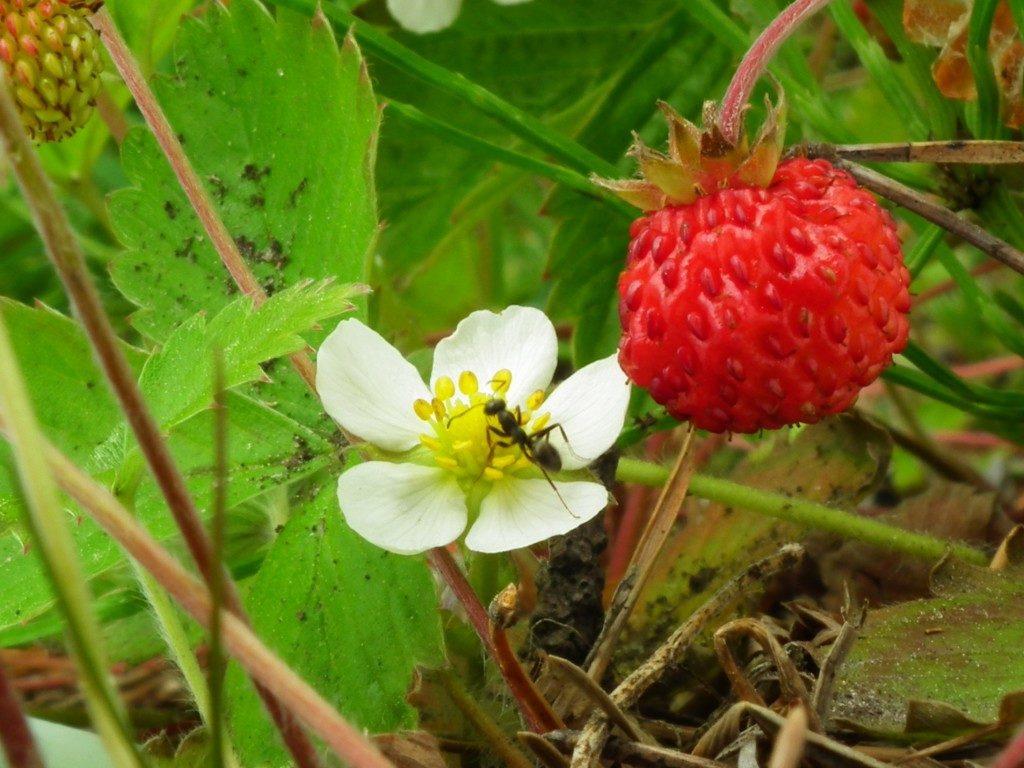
<box><xmin>449</xmin><ymin>397</ymin><xmax>579</xmax><ymax>518</ymax></box>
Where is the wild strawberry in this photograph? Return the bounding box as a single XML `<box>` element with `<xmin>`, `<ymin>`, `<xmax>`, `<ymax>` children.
<box><xmin>598</xmin><ymin>98</ymin><xmax>911</xmax><ymax>434</ymax></box>
<box><xmin>0</xmin><ymin>0</ymin><xmax>103</xmax><ymax>142</ymax></box>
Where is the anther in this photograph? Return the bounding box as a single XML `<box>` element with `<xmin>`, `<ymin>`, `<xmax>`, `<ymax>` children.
<box><xmin>419</xmin><ymin>435</ymin><xmax>443</xmax><ymax>452</ymax></box>
<box><xmin>527</xmin><ymin>390</ymin><xmax>546</xmax><ymax>410</ymax></box>
<box><xmin>491</xmin><ymin>455</ymin><xmax>516</xmax><ymax>469</ymax></box>
<box><xmin>431</xmin><ymin>398</ymin><xmax>446</xmax><ymax>420</ymax></box>
<box><xmin>458</xmin><ymin>371</ymin><xmax>479</xmax><ymax>395</ymax></box>
<box><xmin>434</xmin><ymin>376</ymin><xmax>455</xmax><ymax>400</ymax></box>
<box><xmin>491</xmin><ymin>369</ymin><xmax>512</xmax><ymax>394</ymax></box>
<box><xmin>435</xmin><ymin>456</ymin><xmax>459</xmax><ymax>469</ymax></box>
<box><xmin>484</xmin><ymin>467</ymin><xmax>504</xmax><ymax>481</ymax></box>
<box><xmin>413</xmin><ymin>399</ymin><xmax>433</xmax><ymax>421</ymax></box>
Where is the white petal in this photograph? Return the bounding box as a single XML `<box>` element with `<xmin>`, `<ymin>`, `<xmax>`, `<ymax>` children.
<box><xmin>541</xmin><ymin>355</ymin><xmax>631</xmax><ymax>470</ymax></box>
<box><xmin>337</xmin><ymin>462</ymin><xmax>467</xmax><ymax>555</ymax></box>
<box><xmin>316</xmin><ymin>319</ymin><xmax>430</xmax><ymax>452</ymax></box>
<box><xmin>464</xmin><ymin>478</ymin><xmax>607</xmax><ymax>553</ymax></box>
<box><xmin>387</xmin><ymin>0</ymin><xmax>461</xmax><ymax>33</ymax></box>
<box><xmin>431</xmin><ymin>306</ymin><xmax>558</xmax><ymax>408</ymax></box>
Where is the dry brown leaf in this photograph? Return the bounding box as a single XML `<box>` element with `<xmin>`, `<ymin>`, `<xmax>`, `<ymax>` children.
<box><xmin>373</xmin><ymin>731</ymin><xmax>448</xmax><ymax>768</ymax></box>
<box><xmin>903</xmin><ymin>0</ymin><xmax>1024</xmax><ymax>127</ymax></box>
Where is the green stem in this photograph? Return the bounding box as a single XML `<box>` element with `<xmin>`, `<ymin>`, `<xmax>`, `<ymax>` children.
<box><xmin>968</xmin><ymin>0</ymin><xmax>1003</xmax><ymax>139</ymax></box>
<box><xmin>615</xmin><ymin>458</ymin><xmax>989</xmax><ymax>566</ymax></box>
<box><xmin>133</xmin><ymin>564</ymin><xmax>211</xmax><ymax>720</ymax></box>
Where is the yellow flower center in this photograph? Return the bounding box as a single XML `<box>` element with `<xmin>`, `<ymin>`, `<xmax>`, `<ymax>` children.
<box><xmin>412</xmin><ymin>369</ymin><xmax>552</xmax><ymax>487</ymax></box>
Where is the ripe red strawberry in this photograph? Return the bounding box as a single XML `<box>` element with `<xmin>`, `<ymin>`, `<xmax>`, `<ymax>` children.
<box><xmin>0</xmin><ymin>0</ymin><xmax>103</xmax><ymax>142</ymax></box>
<box><xmin>600</xmin><ymin>99</ymin><xmax>911</xmax><ymax>433</ymax></box>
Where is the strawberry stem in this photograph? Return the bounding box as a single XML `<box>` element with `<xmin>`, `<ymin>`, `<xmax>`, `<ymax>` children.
<box><xmin>718</xmin><ymin>0</ymin><xmax>836</xmax><ymax>145</ymax></box>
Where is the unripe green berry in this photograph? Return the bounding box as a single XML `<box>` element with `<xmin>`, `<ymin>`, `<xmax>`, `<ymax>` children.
<box><xmin>0</xmin><ymin>0</ymin><xmax>103</xmax><ymax>142</ymax></box>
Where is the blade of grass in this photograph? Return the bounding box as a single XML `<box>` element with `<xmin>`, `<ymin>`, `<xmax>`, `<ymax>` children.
<box><xmin>0</xmin><ymin>417</ymin><xmax>396</xmax><ymax>768</ymax></box>
<box><xmin>906</xmin><ymin>224</ymin><xmax>945</xmax><ymax>279</ymax></box>
<box><xmin>1</xmin><ymin>25</ymin><xmax>323</xmax><ymax>768</ymax></box>
<box><xmin>0</xmin><ymin>314</ymin><xmax>147</xmax><ymax>768</ymax></box>
<box><xmin>968</xmin><ymin>0</ymin><xmax>1004</xmax><ymax>139</ymax></box>
<box><xmin>209</xmin><ymin>351</ymin><xmax>228</xmax><ymax>768</ymax></box>
<box><xmin>0</xmin><ymin>659</ymin><xmax>44</xmax><ymax>768</ymax></box>
<box><xmin>828</xmin><ymin>0</ymin><xmax>929</xmax><ymax>139</ymax></box>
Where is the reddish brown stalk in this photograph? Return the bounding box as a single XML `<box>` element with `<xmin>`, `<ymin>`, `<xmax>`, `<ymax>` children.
<box><xmin>427</xmin><ymin>548</ymin><xmax>558</xmax><ymax>732</ymax></box>
<box><xmin>490</xmin><ymin>626</ymin><xmax>564</xmax><ymax>733</ymax></box>
<box><xmin>916</xmin><ymin>261</ymin><xmax>1003</xmax><ymax>303</ymax></box>
<box><xmin>426</xmin><ymin>547</ymin><xmax>494</xmax><ymax>653</ymax></box>
<box><xmin>91</xmin><ymin>9</ymin><xmax>317</xmax><ymax>392</ymax></box>
<box><xmin>953</xmin><ymin>355</ymin><xmax>1024</xmax><ymax>379</ymax></box>
<box><xmin>0</xmin><ymin>58</ymin><xmax>322</xmax><ymax>768</ymax></box>
<box><xmin>4</xmin><ymin>426</ymin><xmax>394</xmax><ymax>768</ymax></box>
<box><xmin>0</xmin><ymin>660</ymin><xmax>43</xmax><ymax>768</ymax></box>
<box><xmin>995</xmin><ymin>726</ymin><xmax>1024</xmax><ymax>768</ymax></box>
<box><xmin>719</xmin><ymin>0</ymin><xmax>835</xmax><ymax>143</ymax></box>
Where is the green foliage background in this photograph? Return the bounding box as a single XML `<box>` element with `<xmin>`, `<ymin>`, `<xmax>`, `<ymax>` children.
<box><xmin>0</xmin><ymin>0</ymin><xmax>1023</xmax><ymax>763</ymax></box>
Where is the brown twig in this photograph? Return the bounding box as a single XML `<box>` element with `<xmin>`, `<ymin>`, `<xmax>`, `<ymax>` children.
<box><xmin>585</xmin><ymin>426</ymin><xmax>696</xmax><ymax>682</ymax></box>
<box><xmin>0</xmin><ymin>418</ymin><xmax>394</xmax><ymax>768</ymax></box>
<box><xmin>546</xmin><ymin>656</ymin><xmax>651</xmax><ymax>744</ymax></box>
<box><xmin>569</xmin><ymin>545</ymin><xmax>806</xmax><ymax>768</ymax></box>
<box><xmin>544</xmin><ymin>730</ymin><xmax>729</xmax><ymax>768</ymax></box>
<box><xmin>0</xmin><ymin>660</ymin><xmax>43</xmax><ymax>768</ymax></box>
<box><xmin>745</xmin><ymin>704</ymin><xmax>891</xmax><ymax>768</ymax></box>
<box><xmin>713</xmin><ymin>618</ymin><xmax>821</xmax><ymax>732</ymax></box>
<box><xmin>802</xmin><ymin>140</ymin><xmax>1024</xmax><ymax>165</ymax></box>
<box><xmin>518</xmin><ymin>732</ymin><xmax>571</xmax><ymax>768</ymax></box>
<box><xmin>0</xmin><ymin>45</ymin><xmax>322</xmax><ymax>768</ymax></box>
<box><xmin>811</xmin><ymin>605</ymin><xmax>864</xmax><ymax>723</ymax></box>
<box><xmin>767</xmin><ymin>706</ymin><xmax>809</xmax><ymax>768</ymax></box>
<box><xmin>832</xmin><ymin>159</ymin><xmax>1024</xmax><ymax>276</ymax></box>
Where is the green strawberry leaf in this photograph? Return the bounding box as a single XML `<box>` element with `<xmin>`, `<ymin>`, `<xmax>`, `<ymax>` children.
<box><xmin>108</xmin><ymin>0</ymin><xmax>378</xmax><ymax>342</ymax></box>
<box><xmin>226</xmin><ymin>484</ymin><xmax>443</xmax><ymax>767</ymax></box>
<box><xmin>0</xmin><ymin>394</ymin><xmax>332</xmax><ymax>634</ymax></box>
<box><xmin>138</xmin><ymin>279</ymin><xmax>363</xmax><ymax>431</ymax></box>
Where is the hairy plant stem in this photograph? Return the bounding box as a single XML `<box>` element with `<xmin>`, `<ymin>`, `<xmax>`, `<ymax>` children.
<box><xmin>90</xmin><ymin>9</ymin><xmax>320</xmax><ymax>391</ymax></box>
<box><xmin>0</xmin><ymin>416</ymin><xmax>395</xmax><ymax>768</ymax></box>
<box><xmin>0</xmin><ymin>659</ymin><xmax>43</xmax><ymax>768</ymax></box>
<box><xmin>615</xmin><ymin>458</ymin><xmax>988</xmax><ymax>565</ymax></box>
<box><xmin>719</xmin><ymin>0</ymin><xmax>836</xmax><ymax>144</ymax></box>
<box><xmin>1</xmin><ymin>27</ymin><xmax>322</xmax><ymax>768</ymax></box>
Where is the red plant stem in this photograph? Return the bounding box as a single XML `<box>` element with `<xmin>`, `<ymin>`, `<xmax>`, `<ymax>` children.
<box><xmin>489</xmin><ymin>625</ymin><xmax>564</xmax><ymax>734</ymax></box>
<box><xmin>953</xmin><ymin>355</ymin><xmax>1024</xmax><ymax>379</ymax></box>
<box><xmin>0</xmin><ymin>23</ymin><xmax>322</xmax><ymax>768</ymax></box>
<box><xmin>426</xmin><ymin>548</ymin><xmax>494</xmax><ymax>654</ymax></box>
<box><xmin>915</xmin><ymin>261</ymin><xmax>1003</xmax><ymax>303</ymax></box>
<box><xmin>426</xmin><ymin>548</ymin><xmax>558</xmax><ymax>732</ymax></box>
<box><xmin>719</xmin><ymin>0</ymin><xmax>836</xmax><ymax>144</ymax></box>
<box><xmin>0</xmin><ymin>661</ymin><xmax>43</xmax><ymax>768</ymax></box>
<box><xmin>995</xmin><ymin>726</ymin><xmax>1024</xmax><ymax>768</ymax></box>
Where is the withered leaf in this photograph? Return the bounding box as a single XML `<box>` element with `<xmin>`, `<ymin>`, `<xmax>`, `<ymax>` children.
<box><xmin>904</xmin><ymin>0</ymin><xmax>1024</xmax><ymax>128</ymax></box>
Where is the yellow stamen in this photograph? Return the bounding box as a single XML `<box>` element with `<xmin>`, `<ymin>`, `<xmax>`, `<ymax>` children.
<box><xmin>491</xmin><ymin>454</ymin><xmax>516</xmax><ymax>469</ymax></box>
<box><xmin>527</xmin><ymin>390</ymin><xmax>546</xmax><ymax>411</ymax></box>
<box><xmin>432</xmin><ymin>398</ymin><xmax>447</xmax><ymax>420</ymax></box>
<box><xmin>419</xmin><ymin>435</ymin><xmax>443</xmax><ymax>452</ymax></box>
<box><xmin>483</xmin><ymin>467</ymin><xmax>504</xmax><ymax>481</ymax></box>
<box><xmin>452</xmin><ymin>440</ymin><xmax>473</xmax><ymax>452</ymax></box>
<box><xmin>413</xmin><ymin>399</ymin><xmax>434</xmax><ymax>421</ymax></box>
<box><xmin>435</xmin><ymin>376</ymin><xmax>455</xmax><ymax>400</ymax></box>
<box><xmin>459</xmin><ymin>371</ymin><xmax>479</xmax><ymax>396</ymax></box>
<box><xmin>532</xmin><ymin>412</ymin><xmax>551</xmax><ymax>431</ymax></box>
<box><xmin>435</xmin><ymin>456</ymin><xmax>459</xmax><ymax>469</ymax></box>
<box><xmin>491</xmin><ymin>368</ymin><xmax>512</xmax><ymax>394</ymax></box>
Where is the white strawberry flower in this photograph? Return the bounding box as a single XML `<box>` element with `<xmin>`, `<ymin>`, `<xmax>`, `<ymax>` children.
<box><xmin>316</xmin><ymin>306</ymin><xmax>631</xmax><ymax>555</ymax></box>
<box><xmin>386</xmin><ymin>0</ymin><xmax>532</xmax><ymax>34</ymax></box>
